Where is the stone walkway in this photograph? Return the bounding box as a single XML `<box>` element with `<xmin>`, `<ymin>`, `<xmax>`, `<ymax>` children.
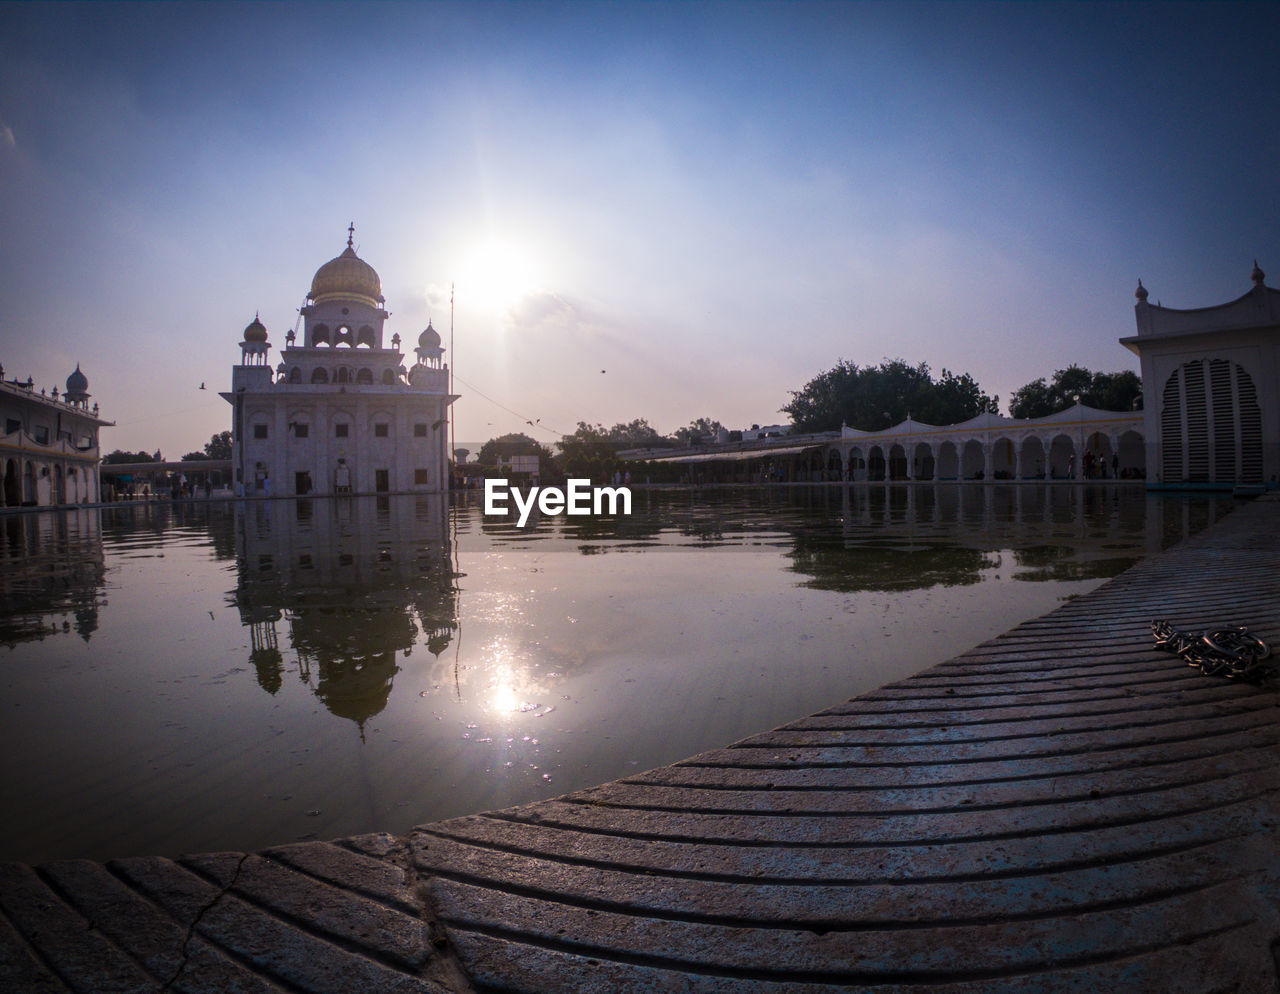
<box><xmin>3</xmin><ymin>495</ymin><xmax>1278</xmax><ymax>992</ymax></box>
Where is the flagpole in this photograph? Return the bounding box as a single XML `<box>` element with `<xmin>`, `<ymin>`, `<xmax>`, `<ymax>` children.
<box><xmin>449</xmin><ymin>282</ymin><xmax>455</xmax><ymax>489</ymax></box>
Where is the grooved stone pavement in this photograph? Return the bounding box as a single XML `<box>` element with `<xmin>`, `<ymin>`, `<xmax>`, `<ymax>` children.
<box><xmin>3</xmin><ymin>494</ymin><xmax>1279</xmax><ymax>993</ymax></box>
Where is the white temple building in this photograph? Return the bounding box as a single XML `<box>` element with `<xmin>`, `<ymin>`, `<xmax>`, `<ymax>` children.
<box><xmin>2</xmin><ymin>363</ymin><xmax>111</xmax><ymax>506</ymax></box>
<box><xmin>1120</xmin><ymin>262</ymin><xmax>1278</xmax><ymax>489</ymax></box>
<box><xmin>222</xmin><ymin>228</ymin><xmax>456</xmax><ymax>497</ymax></box>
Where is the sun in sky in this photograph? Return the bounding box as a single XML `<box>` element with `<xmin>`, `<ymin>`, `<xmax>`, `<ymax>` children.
<box><xmin>457</xmin><ymin>235</ymin><xmax>544</xmax><ymax>317</ymax></box>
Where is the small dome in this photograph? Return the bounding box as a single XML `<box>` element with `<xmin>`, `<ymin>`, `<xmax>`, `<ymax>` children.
<box><xmin>244</xmin><ymin>314</ymin><xmax>268</xmax><ymax>342</ymax></box>
<box><xmin>1134</xmin><ymin>279</ymin><xmax>1148</xmax><ymax>302</ymax></box>
<box><xmin>418</xmin><ymin>321</ymin><xmax>441</xmax><ymax>348</ymax></box>
<box><xmin>65</xmin><ymin>364</ymin><xmax>88</xmax><ymax>394</ymax></box>
<box><xmin>309</xmin><ymin>241</ymin><xmax>382</xmax><ymax>305</ymax></box>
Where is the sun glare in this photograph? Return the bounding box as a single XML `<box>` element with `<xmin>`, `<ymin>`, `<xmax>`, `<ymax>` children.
<box><xmin>459</xmin><ymin>237</ymin><xmax>541</xmax><ymax>314</ymax></box>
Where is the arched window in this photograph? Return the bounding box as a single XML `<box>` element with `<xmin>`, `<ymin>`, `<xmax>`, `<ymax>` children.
<box><xmin>357</xmin><ymin>326</ymin><xmax>376</xmax><ymax>348</ymax></box>
<box><xmin>1161</xmin><ymin>359</ymin><xmax>1262</xmax><ymax>483</ymax></box>
<box><xmin>336</xmin><ymin>325</ymin><xmax>352</xmax><ymax>347</ymax></box>
<box><xmin>311</xmin><ymin>367</ymin><xmax>329</xmax><ymax>384</ymax></box>
<box><xmin>288</xmin><ymin>367</ymin><xmax>302</xmax><ymax>384</ymax></box>
<box><xmin>356</xmin><ymin>368</ymin><xmax>374</xmax><ymax>384</ymax></box>
<box><xmin>336</xmin><ymin>367</ymin><xmax>350</xmax><ymax>384</ymax></box>
<box><xmin>382</xmin><ymin>368</ymin><xmax>397</xmax><ymax>384</ymax></box>
<box><xmin>312</xmin><ymin>324</ymin><xmax>330</xmax><ymax>346</ymax></box>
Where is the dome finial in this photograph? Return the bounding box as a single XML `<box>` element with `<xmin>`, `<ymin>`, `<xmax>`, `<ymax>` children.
<box><xmin>347</xmin><ymin>221</ymin><xmax>355</xmax><ymax>249</ymax></box>
<box><xmin>1135</xmin><ymin>278</ymin><xmax>1148</xmax><ymax>302</ymax></box>
<box><xmin>1251</xmin><ymin>259</ymin><xmax>1265</xmax><ymax>286</ymax></box>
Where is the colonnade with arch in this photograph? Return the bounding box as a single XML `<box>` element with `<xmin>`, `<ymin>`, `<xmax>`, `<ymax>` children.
<box><xmin>2</xmin><ymin>452</ymin><xmax>101</xmax><ymax>507</ymax></box>
<box><xmin>839</xmin><ymin>430</ymin><xmax>1145</xmax><ymax>482</ymax></box>
<box><xmin>834</xmin><ymin>407</ymin><xmax>1146</xmax><ymax>483</ymax></box>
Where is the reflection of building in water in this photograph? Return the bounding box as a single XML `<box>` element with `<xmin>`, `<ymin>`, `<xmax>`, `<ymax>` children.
<box><xmin>2</xmin><ymin>364</ymin><xmax>112</xmax><ymax>507</ymax></box>
<box><xmin>221</xmin><ymin>226</ymin><xmax>457</xmax><ymax>497</ymax></box>
<box><xmin>1121</xmin><ymin>263</ymin><xmax>1279</xmax><ymax>488</ymax></box>
<box><xmin>0</xmin><ymin>509</ymin><xmax>106</xmax><ymax>645</ymax></box>
<box><xmin>232</xmin><ymin>495</ymin><xmax>456</xmax><ymax>731</ymax></box>
<box><xmin>784</xmin><ymin>485</ymin><xmax>1231</xmax><ymax>592</ymax></box>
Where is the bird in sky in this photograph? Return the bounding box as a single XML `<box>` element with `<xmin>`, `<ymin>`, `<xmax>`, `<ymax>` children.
<box><xmin>199</xmin><ymin>382</ymin><xmax>206</xmax><ymax>390</ymax></box>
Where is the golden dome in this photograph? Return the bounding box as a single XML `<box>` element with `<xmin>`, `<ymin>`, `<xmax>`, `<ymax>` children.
<box><xmin>243</xmin><ymin>314</ymin><xmax>268</xmax><ymax>342</ymax></box>
<box><xmin>309</xmin><ymin>244</ymin><xmax>383</xmax><ymax>306</ymax></box>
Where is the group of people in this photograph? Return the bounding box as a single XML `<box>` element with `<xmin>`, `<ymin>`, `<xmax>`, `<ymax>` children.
<box><xmin>168</xmin><ymin>475</ymin><xmax>214</xmax><ymax>500</ymax></box>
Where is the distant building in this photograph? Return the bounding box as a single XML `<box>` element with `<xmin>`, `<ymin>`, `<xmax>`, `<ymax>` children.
<box><xmin>222</xmin><ymin>228</ymin><xmax>457</xmax><ymax>497</ymax></box>
<box><xmin>1121</xmin><ymin>262</ymin><xmax>1279</xmax><ymax>488</ymax></box>
<box><xmin>1</xmin><ymin>364</ymin><xmax>111</xmax><ymax>507</ymax></box>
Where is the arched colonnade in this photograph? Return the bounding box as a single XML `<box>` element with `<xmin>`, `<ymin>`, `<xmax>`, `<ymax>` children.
<box><xmin>835</xmin><ymin>407</ymin><xmax>1147</xmax><ymax>483</ymax></box>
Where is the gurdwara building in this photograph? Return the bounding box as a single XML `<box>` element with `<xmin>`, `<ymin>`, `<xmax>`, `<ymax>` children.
<box><xmin>222</xmin><ymin>229</ymin><xmax>456</xmax><ymax>496</ymax></box>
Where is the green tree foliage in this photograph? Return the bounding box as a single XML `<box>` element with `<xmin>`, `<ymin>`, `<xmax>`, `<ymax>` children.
<box><xmin>1008</xmin><ymin>366</ymin><xmax>1142</xmax><ymax>419</ymax></box>
<box><xmin>782</xmin><ymin>359</ymin><xmax>998</xmax><ymax>433</ymax></box>
<box><xmin>478</xmin><ymin>432</ymin><xmax>554</xmax><ymax>464</ymax></box>
<box><xmin>556</xmin><ymin>419</ymin><xmax>667</xmax><ymax>475</ymax></box>
<box><xmin>672</xmin><ymin>417</ymin><xmax>726</xmax><ymax>446</ymax></box>
<box><xmin>102</xmin><ymin>450</ymin><xmax>156</xmax><ymax>464</ymax></box>
<box><xmin>204</xmin><ymin>430</ymin><xmax>232</xmax><ymax>460</ymax></box>
<box><xmin>477</xmin><ymin>433</ymin><xmax>558</xmax><ymax>478</ymax></box>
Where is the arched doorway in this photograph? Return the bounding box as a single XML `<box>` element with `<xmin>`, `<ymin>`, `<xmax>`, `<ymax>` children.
<box><xmin>937</xmin><ymin>442</ymin><xmax>959</xmax><ymax>480</ymax></box>
<box><xmin>888</xmin><ymin>444</ymin><xmax>907</xmax><ymax>480</ymax></box>
<box><xmin>1020</xmin><ymin>437</ymin><xmax>1046</xmax><ymax>480</ymax></box>
<box><xmin>912</xmin><ymin>442</ymin><xmax>934</xmax><ymax>480</ymax></box>
<box><xmin>1083</xmin><ymin>432</ymin><xmax>1113</xmax><ymax>479</ymax></box>
<box><xmin>991</xmin><ymin>438</ymin><xmax>1015</xmax><ymax>479</ymax></box>
<box><xmin>961</xmin><ymin>440</ymin><xmax>985</xmax><ymax>480</ymax></box>
<box><xmin>1118</xmin><ymin>430</ymin><xmax>1145</xmax><ymax>479</ymax></box>
<box><xmin>847</xmin><ymin>447</ymin><xmax>865</xmax><ymax>482</ymax></box>
<box><xmin>1049</xmin><ymin>434</ymin><xmax>1075</xmax><ymax>479</ymax></box>
<box><xmin>867</xmin><ymin>446</ymin><xmax>886</xmax><ymax>481</ymax></box>
<box><xmin>3</xmin><ymin>459</ymin><xmax>18</xmax><ymax>506</ymax></box>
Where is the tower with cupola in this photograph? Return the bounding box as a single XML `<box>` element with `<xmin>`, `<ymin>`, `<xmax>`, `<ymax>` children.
<box><xmin>223</xmin><ymin>226</ymin><xmax>457</xmax><ymax>496</ymax></box>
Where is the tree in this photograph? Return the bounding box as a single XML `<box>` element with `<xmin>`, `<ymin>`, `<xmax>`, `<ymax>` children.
<box><xmin>103</xmin><ymin>450</ymin><xmax>156</xmax><ymax>465</ymax></box>
<box><xmin>556</xmin><ymin>420</ymin><xmax>668</xmax><ymax>476</ymax></box>
<box><xmin>1008</xmin><ymin>366</ymin><xmax>1142</xmax><ymax>419</ymax></box>
<box><xmin>181</xmin><ymin>451</ymin><xmax>211</xmax><ymax>462</ymax></box>
<box><xmin>204</xmin><ymin>430</ymin><xmax>232</xmax><ymax>460</ymax></box>
<box><xmin>478</xmin><ymin>432</ymin><xmax>551</xmax><ymax>465</ymax></box>
<box><xmin>477</xmin><ymin>433</ymin><xmax>557</xmax><ymax>478</ymax></box>
<box><xmin>672</xmin><ymin>417</ymin><xmax>726</xmax><ymax>446</ymax></box>
<box><xmin>782</xmin><ymin>359</ymin><xmax>998</xmax><ymax>433</ymax></box>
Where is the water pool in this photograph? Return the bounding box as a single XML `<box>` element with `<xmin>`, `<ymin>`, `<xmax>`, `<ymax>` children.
<box><xmin>0</xmin><ymin>485</ymin><xmax>1233</xmax><ymax>864</ymax></box>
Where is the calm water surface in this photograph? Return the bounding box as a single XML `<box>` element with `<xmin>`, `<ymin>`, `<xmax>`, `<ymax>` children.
<box><xmin>0</xmin><ymin>485</ymin><xmax>1233</xmax><ymax>864</ymax></box>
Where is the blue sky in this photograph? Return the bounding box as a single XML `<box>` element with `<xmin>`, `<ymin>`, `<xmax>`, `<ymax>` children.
<box><xmin>2</xmin><ymin>1</ymin><xmax>1277</xmax><ymax>455</ymax></box>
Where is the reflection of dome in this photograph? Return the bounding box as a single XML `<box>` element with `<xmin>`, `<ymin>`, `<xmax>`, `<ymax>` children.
<box><xmin>65</xmin><ymin>364</ymin><xmax>89</xmax><ymax>395</ymax></box>
<box><xmin>418</xmin><ymin>321</ymin><xmax>441</xmax><ymax>348</ymax></box>
<box><xmin>315</xmin><ymin>654</ymin><xmax>398</xmax><ymax>726</ymax></box>
<box><xmin>243</xmin><ymin>315</ymin><xmax>268</xmax><ymax>342</ymax></box>
<box><xmin>310</xmin><ymin>245</ymin><xmax>383</xmax><ymax>306</ymax></box>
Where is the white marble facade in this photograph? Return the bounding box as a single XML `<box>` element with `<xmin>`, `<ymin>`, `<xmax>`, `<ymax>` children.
<box><xmin>1121</xmin><ymin>263</ymin><xmax>1279</xmax><ymax>488</ymax></box>
<box><xmin>223</xmin><ymin>229</ymin><xmax>456</xmax><ymax>497</ymax></box>
<box><xmin>2</xmin><ymin>365</ymin><xmax>110</xmax><ymax>506</ymax></box>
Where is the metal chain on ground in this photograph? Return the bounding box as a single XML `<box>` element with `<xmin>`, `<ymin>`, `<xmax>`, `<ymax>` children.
<box><xmin>1151</xmin><ymin>620</ymin><xmax>1276</xmax><ymax>682</ymax></box>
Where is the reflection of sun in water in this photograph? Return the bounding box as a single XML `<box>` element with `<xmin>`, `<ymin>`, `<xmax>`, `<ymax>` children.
<box><xmin>482</xmin><ymin>641</ymin><xmax>545</xmax><ymax>716</ymax></box>
<box><xmin>490</xmin><ymin>681</ymin><xmax>520</xmax><ymax>714</ymax></box>
<box><xmin>459</xmin><ymin>237</ymin><xmax>541</xmax><ymax>315</ymax></box>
